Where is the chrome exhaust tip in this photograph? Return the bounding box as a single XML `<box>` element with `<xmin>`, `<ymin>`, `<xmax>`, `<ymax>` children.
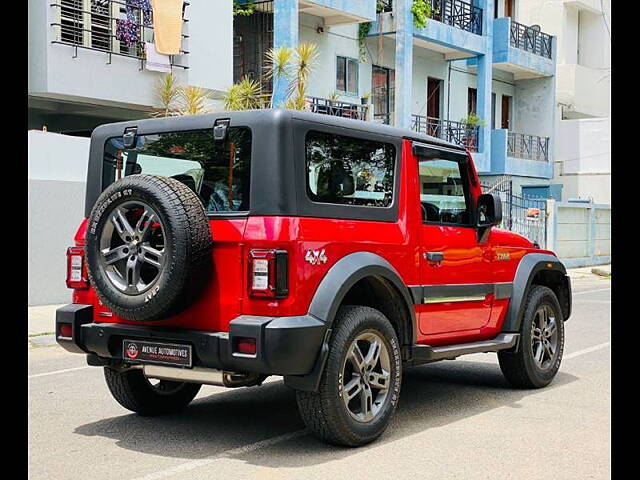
<box><xmin>143</xmin><ymin>364</ymin><xmax>262</xmax><ymax>388</ymax></box>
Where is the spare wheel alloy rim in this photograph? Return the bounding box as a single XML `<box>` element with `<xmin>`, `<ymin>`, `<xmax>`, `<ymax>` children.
<box><xmin>98</xmin><ymin>200</ymin><xmax>167</xmax><ymax>295</ymax></box>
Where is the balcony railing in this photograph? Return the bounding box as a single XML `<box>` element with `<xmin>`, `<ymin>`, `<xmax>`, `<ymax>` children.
<box><xmin>50</xmin><ymin>0</ymin><xmax>189</xmax><ymax>68</ymax></box>
<box><xmin>412</xmin><ymin>115</ymin><xmax>480</xmax><ymax>152</ymax></box>
<box><xmin>306</xmin><ymin>96</ymin><xmax>369</xmax><ymax>121</ymax></box>
<box><xmin>509</xmin><ymin>21</ymin><xmax>553</xmax><ymax>59</ymax></box>
<box><xmin>426</xmin><ymin>0</ymin><xmax>483</xmax><ymax>35</ymax></box>
<box><xmin>507</xmin><ymin>132</ymin><xmax>550</xmax><ymax>161</ymax></box>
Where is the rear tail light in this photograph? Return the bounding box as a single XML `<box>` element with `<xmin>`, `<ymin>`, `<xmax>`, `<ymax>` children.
<box><xmin>58</xmin><ymin>323</ymin><xmax>73</xmax><ymax>338</ymax></box>
<box><xmin>234</xmin><ymin>337</ymin><xmax>257</xmax><ymax>355</ymax></box>
<box><xmin>248</xmin><ymin>249</ymin><xmax>288</xmax><ymax>298</ymax></box>
<box><xmin>66</xmin><ymin>247</ymin><xmax>89</xmax><ymax>289</ymax></box>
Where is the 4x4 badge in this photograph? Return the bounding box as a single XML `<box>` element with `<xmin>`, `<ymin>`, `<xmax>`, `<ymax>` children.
<box><xmin>305</xmin><ymin>249</ymin><xmax>327</xmax><ymax>265</ymax></box>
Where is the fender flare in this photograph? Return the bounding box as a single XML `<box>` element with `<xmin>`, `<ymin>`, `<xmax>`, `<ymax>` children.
<box><xmin>308</xmin><ymin>251</ymin><xmax>416</xmax><ymax>342</ymax></box>
<box><xmin>284</xmin><ymin>251</ymin><xmax>416</xmax><ymax>392</ymax></box>
<box><xmin>501</xmin><ymin>253</ymin><xmax>570</xmax><ymax>333</ymax></box>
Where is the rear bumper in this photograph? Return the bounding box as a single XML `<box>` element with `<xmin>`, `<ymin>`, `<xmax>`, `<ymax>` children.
<box><xmin>55</xmin><ymin>304</ymin><xmax>327</xmax><ymax>376</ymax></box>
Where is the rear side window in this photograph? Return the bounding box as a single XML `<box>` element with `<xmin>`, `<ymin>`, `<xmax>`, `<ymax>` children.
<box><xmin>103</xmin><ymin>128</ymin><xmax>251</xmax><ymax>214</ymax></box>
<box><xmin>305</xmin><ymin>130</ymin><xmax>395</xmax><ymax>208</ymax></box>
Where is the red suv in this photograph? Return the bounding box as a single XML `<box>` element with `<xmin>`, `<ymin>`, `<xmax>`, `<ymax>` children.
<box><xmin>57</xmin><ymin>110</ymin><xmax>571</xmax><ymax>446</ymax></box>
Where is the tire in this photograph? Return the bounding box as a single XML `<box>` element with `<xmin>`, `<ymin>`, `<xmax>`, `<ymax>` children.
<box><xmin>104</xmin><ymin>367</ymin><xmax>201</xmax><ymax>416</ymax></box>
<box><xmin>85</xmin><ymin>175</ymin><xmax>212</xmax><ymax>322</ymax></box>
<box><xmin>498</xmin><ymin>285</ymin><xmax>565</xmax><ymax>389</ymax></box>
<box><xmin>296</xmin><ymin>306</ymin><xmax>402</xmax><ymax>447</ymax></box>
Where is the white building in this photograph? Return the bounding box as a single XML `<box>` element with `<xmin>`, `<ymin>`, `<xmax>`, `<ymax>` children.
<box><xmin>517</xmin><ymin>0</ymin><xmax>611</xmax><ymax>203</ymax></box>
<box><xmin>28</xmin><ymin>0</ymin><xmax>234</xmax><ymax>135</ymax></box>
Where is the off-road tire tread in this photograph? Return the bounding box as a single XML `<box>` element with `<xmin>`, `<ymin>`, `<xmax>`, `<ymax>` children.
<box><xmin>104</xmin><ymin>367</ymin><xmax>201</xmax><ymax>416</ymax></box>
<box><xmin>498</xmin><ymin>285</ymin><xmax>564</xmax><ymax>389</ymax></box>
<box><xmin>296</xmin><ymin>305</ymin><xmax>401</xmax><ymax>447</ymax></box>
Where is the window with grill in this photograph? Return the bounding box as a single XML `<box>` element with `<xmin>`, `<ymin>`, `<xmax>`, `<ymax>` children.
<box><xmin>60</xmin><ymin>0</ymin><xmax>83</xmax><ymax>45</ymax></box>
<box><xmin>91</xmin><ymin>0</ymin><xmax>110</xmax><ymax>50</ymax></box>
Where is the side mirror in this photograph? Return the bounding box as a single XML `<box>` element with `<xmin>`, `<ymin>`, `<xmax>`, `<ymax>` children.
<box><xmin>477</xmin><ymin>193</ymin><xmax>502</xmax><ymax>228</ymax></box>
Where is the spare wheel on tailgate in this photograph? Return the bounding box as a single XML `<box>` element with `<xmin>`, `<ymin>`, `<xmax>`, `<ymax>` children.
<box><xmin>85</xmin><ymin>174</ymin><xmax>213</xmax><ymax>322</ymax></box>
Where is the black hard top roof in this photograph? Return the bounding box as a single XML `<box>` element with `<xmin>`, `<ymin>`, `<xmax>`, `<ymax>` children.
<box><xmin>91</xmin><ymin>108</ymin><xmax>466</xmax><ymax>153</ymax></box>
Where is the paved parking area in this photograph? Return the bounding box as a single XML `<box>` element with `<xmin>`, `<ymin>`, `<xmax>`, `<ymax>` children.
<box><xmin>28</xmin><ymin>274</ymin><xmax>610</xmax><ymax>479</ymax></box>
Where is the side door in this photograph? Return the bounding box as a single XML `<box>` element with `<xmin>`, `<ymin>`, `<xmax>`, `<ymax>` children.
<box><xmin>415</xmin><ymin>149</ymin><xmax>494</xmax><ymax>338</ymax></box>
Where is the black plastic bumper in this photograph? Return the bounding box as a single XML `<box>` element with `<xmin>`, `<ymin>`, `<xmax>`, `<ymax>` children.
<box><xmin>55</xmin><ymin>304</ymin><xmax>327</xmax><ymax>376</ymax></box>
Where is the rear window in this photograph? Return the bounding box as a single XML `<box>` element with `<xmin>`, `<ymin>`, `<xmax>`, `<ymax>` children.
<box><xmin>103</xmin><ymin>128</ymin><xmax>252</xmax><ymax>214</ymax></box>
<box><xmin>305</xmin><ymin>130</ymin><xmax>395</xmax><ymax>207</ymax></box>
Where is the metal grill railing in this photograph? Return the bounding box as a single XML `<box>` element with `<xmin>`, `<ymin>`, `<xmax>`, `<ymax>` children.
<box><xmin>509</xmin><ymin>20</ymin><xmax>553</xmax><ymax>58</ymax></box>
<box><xmin>306</xmin><ymin>97</ymin><xmax>369</xmax><ymax>121</ymax></box>
<box><xmin>50</xmin><ymin>0</ymin><xmax>189</xmax><ymax>68</ymax></box>
<box><xmin>426</xmin><ymin>0</ymin><xmax>483</xmax><ymax>35</ymax></box>
<box><xmin>412</xmin><ymin>115</ymin><xmax>480</xmax><ymax>152</ymax></box>
<box><xmin>482</xmin><ymin>178</ymin><xmax>547</xmax><ymax>247</ymax></box>
<box><xmin>507</xmin><ymin>132</ymin><xmax>550</xmax><ymax>161</ymax></box>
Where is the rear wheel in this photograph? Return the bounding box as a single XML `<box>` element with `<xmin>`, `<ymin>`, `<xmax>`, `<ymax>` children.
<box><xmin>296</xmin><ymin>306</ymin><xmax>402</xmax><ymax>447</ymax></box>
<box><xmin>498</xmin><ymin>285</ymin><xmax>565</xmax><ymax>388</ymax></box>
<box><xmin>104</xmin><ymin>367</ymin><xmax>201</xmax><ymax>416</ymax></box>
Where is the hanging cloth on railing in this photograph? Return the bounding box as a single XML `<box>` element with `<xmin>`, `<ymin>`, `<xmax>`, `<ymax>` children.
<box><xmin>144</xmin><ymin>42</ymin><xmax>171</xmax><ymax>73</ymax></box>
<box><xmin>150</xmin><ymin>0</ymin><xmax>183</xmax><ymax>55</ymax></box>
<box><xmin>127</xmin><ymin>0</ymin><xmax>153</xmax><ymax>27</ymax></box>
<box><xmin>116</xmin><ymin>18</ymin><xmax>140</xmax><ymax>47</ymax></box>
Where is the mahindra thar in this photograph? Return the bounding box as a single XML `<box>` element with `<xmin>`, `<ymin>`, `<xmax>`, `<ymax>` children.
<box><xmin>57</xmin><ymin>109</ymin><xmax>571</xmax><ymax>446</ymax></box>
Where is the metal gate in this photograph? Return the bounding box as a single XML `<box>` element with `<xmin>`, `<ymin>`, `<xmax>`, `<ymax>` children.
<box><xmin>482</xmin><ymin>178</ymin><xmax>547</xmax><ymax>247</ymax></box>
<box><xmin>233</xmin><ymin>1</ymin><xmax>274</xmax><ymax>94</ymax></box>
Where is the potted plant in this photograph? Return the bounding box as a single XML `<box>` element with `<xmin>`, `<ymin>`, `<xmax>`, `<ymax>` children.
<box><xmin>459</xmin><ymin>113</ymin><xmax>485</xmax><ymax>150</ymax></box>
<box><xmin>460</xmin><ymin>113</ymin><xmax>485</xmax><ymax>129</ymax></box>
<box><xmin>361</xmin><ymin>92</ymin><xmax>371</xmax><ymax>105</ymax></box>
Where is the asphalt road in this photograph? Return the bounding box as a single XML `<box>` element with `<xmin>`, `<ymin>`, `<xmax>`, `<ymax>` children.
<box><xmin>28</xmin><ymin>274</ymin><xmax>611</xmax><ymax>480</ymax></box>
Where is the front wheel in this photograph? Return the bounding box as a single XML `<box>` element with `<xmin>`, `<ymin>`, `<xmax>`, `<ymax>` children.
<box><xmin>296</xmin><ymin>306</ymin><xmax>402</xmax><ymax>447</ymax></box>
<box><xmin>104</xmin><ymin>367</ymin><xmax>201</xmax><ymax>416</ymax></box>
<box><xmin>498</xmin><ymin>285</ymin><xmax>565</xmax><ymax>388</ymax></box>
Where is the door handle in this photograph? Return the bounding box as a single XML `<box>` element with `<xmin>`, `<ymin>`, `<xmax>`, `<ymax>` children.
<box><xmin>425</xmin><ymin>251</ymin><xmax>444</xmax><ymax>263</ymax></box>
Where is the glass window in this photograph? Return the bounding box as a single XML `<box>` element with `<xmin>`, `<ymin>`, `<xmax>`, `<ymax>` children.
<box><xmin>306</xmin><ymin>131</ymin><xmax>395</xmax><ymax>207</ymax></box>
<box><xmin>103</xmin><ymin>128</ymin><xmax>252</xmax><ymax>214</ymax></box>
<box><xmin>419</xmin><ymin>158</ymin><xmax>472</xmax><ymax>225</ymax></box>
<box><xmin>336</xmin><ymin>56</ymin><xmax>358</xmax><ymax>95</ymax></box>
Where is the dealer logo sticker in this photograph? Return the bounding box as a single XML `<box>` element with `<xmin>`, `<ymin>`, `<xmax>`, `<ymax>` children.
<box><xmin>125</xmin><ymin>342</ymin><xmax>139</xmax><ymax>359</ymax></box>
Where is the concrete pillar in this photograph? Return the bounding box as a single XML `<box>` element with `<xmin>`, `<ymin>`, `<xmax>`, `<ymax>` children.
<box><xmin>476</xmin><ymin>0</ymin><xmax>493</xmax><ymax>158</ymax></box>
<box><xmin>394</xmin><ymin>0</ymin><xmax>413</xmax><ymax>129</ymax></box>
<box><xmin>272</xmin><ymin>0</ymin><xmax>299</xmax><ymax>107</ymax></box>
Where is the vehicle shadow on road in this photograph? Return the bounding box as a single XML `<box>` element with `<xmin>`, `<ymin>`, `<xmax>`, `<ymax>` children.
<box><xmin>74</xmin><ymin>359</ymin><xmax>578</xmax><ymax>466</ymax></box>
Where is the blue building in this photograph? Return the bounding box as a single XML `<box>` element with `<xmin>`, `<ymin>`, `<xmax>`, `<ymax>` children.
<box><xmin>234</xmin><ymin>0</ymin><xmax>559</xmax><ymax>196</ymax></box>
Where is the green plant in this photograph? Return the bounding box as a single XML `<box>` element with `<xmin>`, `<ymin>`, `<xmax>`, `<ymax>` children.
<box><xmin>179</xmin><ymin>85</ymin><xmax>211</xmax><ymax>115</ymax></box>
<box><xmin>411</xmin><ymin>0</ymin><xmax>432</xmax><ymax>29</ymax></box>
<box><xmin>221</xmin><ymin>76</ymin><xmax>262</xmax><ymax>111</ymax></box>
<box><xmin>460</xmin><ymin>113</ymin><xmax>485</xmax><ymax>129</ymax></box>
<box><xmin>286</xmin><ymin>42</ymin><xmax>319</xmax><ymax>110</ymax></box>
<box><xmin>151</xmin><ymin>73</ymin><xmax>181</xmax><ymax>117</ymax></box>
<box><xmin>151</xmin><ymin>74</ymin><xmax>211</xmax><ymax>117</ymax></box>
<box><xmin>328</xmin><ymin>91</ymin><xmax>340</xmax><ymax>102</ymax></box>
<box><xmin>358</xmin><ymin>22</ymin><xmax>372</xmax><ymax>61</ymax></box>
<box><xmin>233</xmin><ymin>1</ymin><xmax>255</xmax><ymax>17</ymax></box>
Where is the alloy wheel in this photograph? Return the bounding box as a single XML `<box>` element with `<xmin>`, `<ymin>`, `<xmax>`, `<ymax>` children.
<box><xmin>530</xmin><ymin>304</ymin><xmax>559</xmax><ymax>370</ymax></box>
<box><xmin>98</xmin><ymin>201</ymin><xmax>166</xmax><ymax>295</ymax></box>
<box><xmin>341</xmin><ymin>331</ymin><xmax>391</xmax><ymax>423</ymax></box>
